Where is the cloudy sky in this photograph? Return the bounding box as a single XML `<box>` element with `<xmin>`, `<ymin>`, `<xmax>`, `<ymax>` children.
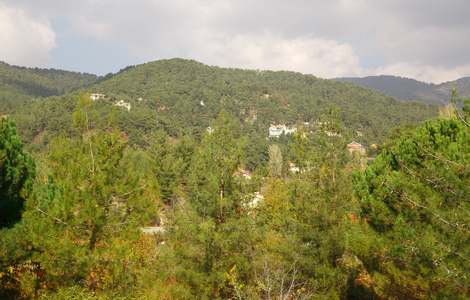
<box><xmin>1</xmin><ymin>0</ymin><xmax>469</xmax><ymax>83</ymax></box>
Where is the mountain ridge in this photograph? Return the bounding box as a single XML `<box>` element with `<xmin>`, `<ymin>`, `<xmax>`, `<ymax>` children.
<box><xmin>332</xmin><ymin>75</ymin><xmax>470</xmax><ymax>106</ymax></box>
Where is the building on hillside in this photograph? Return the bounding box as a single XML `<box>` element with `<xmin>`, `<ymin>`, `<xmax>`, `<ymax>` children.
<box><xmin>244</xmin><ymin>192</ymin><xmax>264</xmax><ymax>210</ymax></box>
<box><xmin>236</xmin><ymin>168</ymin><xmax>252</xmax><ymax>180</ymax></box>
<box><xmin>347</xmin><ymin>141</ymin><xmax>366</xmax><ymax>154</ymax></box>
<box><xmin>269</xmin><ymin>124</ymin><xmax>286</xmax><ymax>137</ymax></box>
<box><xmin>90</xmin><ymin>93</ymin><xmax>106</xmax><ymax>101</ymax></box>
<box><xmin>269</xmin><ymin>124</ymin><xmax>297</xmax><ymax>138</ymax></box>
<box><xmin>289</xmin><ymin>161</ymin><xmax>300</xmax><ymax>173</ymax></box>
<box><xmin>326</xmin><ymin>130</ymin><xmax>339</xmax><ymax>137</ymax></box>
<box><xmin>115</xmin><ymin>100</ymin><xmax>131</xmax><ymax>111</ymax></box>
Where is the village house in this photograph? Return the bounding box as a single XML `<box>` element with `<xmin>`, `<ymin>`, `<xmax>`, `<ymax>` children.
<box><xmin>289</xmin><ymin>161</ymin><xmax>300</xmax><ymax>173</ymax></box>
<box><xmin>347</xmin><ymin>141</ymin><xmax>366</xmax><ymax>154</ymax></box>
<box><xmin>249</xmin><ymin>192</ymin><xmax>264</xmax><ymax>208</ymax></box>
<box><xmin>326</xmin><ymin>130</ymin><xmax>339</xmax><ymax>137</ymax></box>
<box><xmin>236</xmin><ymin>168</ymin><xmax>252</xmax><ymax>180</ymax></box>
<box><xmin>269</xmin><ymin>124</ymin><xmax>297</xmax><ymax>138</ymax></box>
<box><xmin>90</xmin><ymin>93</ymin><xmax>106</xmax><ymax>101</ymax></box>
<box><xmin>115</xmin><ymin>100</ymin><xmax>131</xmax><ymax>111</ymax></box>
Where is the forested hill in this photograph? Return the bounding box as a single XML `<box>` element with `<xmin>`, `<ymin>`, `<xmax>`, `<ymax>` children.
<box><xmin>0</xmin><ymin>58</ymin><xmax>439</xmax><ymax>151</ymax></box>
<box><xmin>332</xmin><ymin>75</ymin><xmax>470</xmax><ymax>106</ymax></box>
<box><xmin>0</xmin><ymin>61</ymin><xmax>97</xmax><ymax>98</ymax></box>
<box><xmin>83</xmin><ymin>58</ymin><xmax>438</xmax><ymax>144</ymax></box>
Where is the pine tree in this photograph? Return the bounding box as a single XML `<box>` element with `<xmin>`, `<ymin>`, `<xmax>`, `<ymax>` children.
<box><xmin>0</xmin><ymin>116</ymin><xmax>35</xmax><ymax>228</ymax></box>
<box><xmin>24</xmin><ymin>94</ymin><xmax>156</xmax><ymax>294</ymax></box>
<box><xmin>189</xmin><ymin>109</ymin><xmax>246</xmax><ymax>223</ymax></box>
<box><xmin>353</xmin><ymin>117</ymin><xmax>470</xmax><ymax>298</ymax></box>
<box><xmin>168</xmin><ymin>109</ymin><xmax>255</xmax><ymax>298</ymax></box>
<box><xmin>286</xmin><ymin>104</ymin><xmax>357</xmax><ymax>297</ymax></box>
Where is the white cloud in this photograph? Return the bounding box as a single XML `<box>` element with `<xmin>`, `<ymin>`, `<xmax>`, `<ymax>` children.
<box><xmin>189</xmin><ymin>32</ymin><xmax>364</xmax><ymax>78</ymax></box>
<box><xmin>0</xmin><ymin>4</ymin><xmax>56</xmax><ymax>68</ymax></box>
<box><xmin>375</xmin><ymin>62</ymin><xmax>470</xmax><ymax>84</ymax></box>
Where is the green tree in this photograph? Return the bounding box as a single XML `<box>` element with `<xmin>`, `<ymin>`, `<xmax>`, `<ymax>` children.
<box><xmin>285</xmin><ymin>104</ymin><xmax>358</xmax><ymax>298</ymax></box>
<box><xmin>148</xmin><ymin>129</ymin><xmax>178</xmax><ymax>201</ymax></box>
<box><xmin>268</xmin><ymin>144</ymin><xmax>283</xmax><ymax>178</ymax></box>
<box><xmin>353</xmin><ymin>117</ymin><xmax>470</xmax><ymax>298</ymax></box>
<box><xmin>24</xmin><ymin>94</ymin><xmax>156</xmax><ymax>295</ymax></box>
<box><xmin>0</xmin><ymin>116</ymin><xmax>35</xmax><ymax>228</ymax></box>
<box><xmin>168</xmin><ymin>109</ymin><xmax>254</xmax><ymax>298</ymax></box>
<box><xmin>189</xmin><ymin>109</ymin><xmax>246</xmax><ymax>223</ymax></box>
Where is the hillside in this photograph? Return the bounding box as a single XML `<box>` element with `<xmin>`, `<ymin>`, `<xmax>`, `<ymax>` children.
<box><xmin>0</xmin><ymin>59</ymin><xmax>439</xmax><ymax>155</ymax></box>
<box><xmin>0</xmin><ymin>61</ymin><xmax>97</xmax><ymax>99</ymax></box>
<box><xmin>332</xmin><ymin>75</ymin><xmax>470</xmax><ymax>106</ymax></box>
<box><xmin>84</xmin><ymin>59</ymin><xmax>438</xmax><ymax>144</ymax></box>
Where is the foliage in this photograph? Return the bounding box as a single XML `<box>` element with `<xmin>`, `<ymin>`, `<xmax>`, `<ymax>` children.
<box><xmin>353</xmin><ymin>116</ymin><xmax>470</xmax><ymax>298</ymax></box>
<box><xmin>23</xmin><ymin>94</ymin><xmax>156</xmax><ymax>295</ymax></box>
<box><xmin>168</xmin><ymin>110</ymin><xmax>254</xmax><ymax>298</ymax></box>
<box><xmin>0</xmin><ymin>61</ymin><xmax>97</xmax><ymax>98</ymax></box>
<box><xmin>147</xmin><ymin>130</ymin><xmax>195</xmax><ymax>203</ymax></box>
<box><xmin>0</xmin><ymin>116</ymin><xmax>35</xmax><ymax>228</ymax></box>
<box><xmin>268</xmin><ymin>144</ymin><xmax>283</xmax><ymax>178</ymax></box>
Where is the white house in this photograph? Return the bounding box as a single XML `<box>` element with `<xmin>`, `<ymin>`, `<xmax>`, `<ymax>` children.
<box><xmin>244</xmin><ymin>192</ymin><xmax>264</xmax><ymax>210</ymax></box>
<box><xmin>115</xmin><ymin>100</ymin><xmax>131</xmax><ymax>111</ymax></box>
<box><xmin>326</xmin><ymin>131</ymin><xmax>339</xmax><ymax>137</ymax></box>
<box><xmin>90</xmin><ymin>93</ymin><xmax>106</xmax><ymax>101</ymax></box>
<box><xmin>289</xmin><ymin>161</ymin><xmax>300</xmax><ymax>173</ymax></box>
<box><xmin>269</xmin><ymin>124</ymin><xmax>297</xmax><ymax>138</ymax></box>
<box><xmin>236</xmin><ymin>168</ymin><xmax>252</xmax><ymax>180</ymax></box>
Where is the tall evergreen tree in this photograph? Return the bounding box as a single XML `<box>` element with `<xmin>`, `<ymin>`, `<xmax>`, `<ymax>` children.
<box><xmin>0</xmin><ymin>116</ymin><xmax>35</xmax><ymax>227</ymax></box>
<box><xmin>168</xmin><ymin>109</ymin><xmax>255</xmax><ymax>298</ymax></box>
<box><xmin>189</xmin><ymin>109</ymin><xmax>246</xmax><ymax>223</ymax></box>
<box><xmin>286</xmin><ymin>104</ymin><xmax>358</xmax><ymax>298</ymax></box>
<box><xmin>353</xmin><ymin>116</ymin><xmax>470</xmax><ymax>298</ymax></box>
<box><xmin>24</xmin><ymin>94</ymin><xmax>156</xmax><ymax>294</ymax></box>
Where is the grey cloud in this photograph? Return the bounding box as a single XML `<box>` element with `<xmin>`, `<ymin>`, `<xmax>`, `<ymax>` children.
<box><xmin>1</xmin><ymin>0</ymin><xmax>470</xmax><ymax>82</ymax></box>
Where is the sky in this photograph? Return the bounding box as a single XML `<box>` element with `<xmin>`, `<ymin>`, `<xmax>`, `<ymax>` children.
<box><xmin>1</xmin><ymin>0</ymin><xmax>469</xmax><ymax>84</ymax></box>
